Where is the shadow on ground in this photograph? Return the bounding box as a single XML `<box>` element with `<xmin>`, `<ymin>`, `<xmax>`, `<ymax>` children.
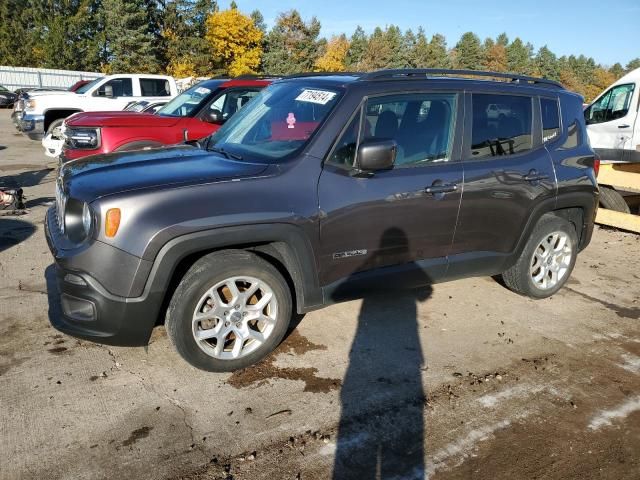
<box><xmin>332</xmin><ymin>228</ymin><xmax>432</xmax><ymax>479</ymax></box>
<box><xmin>0</xmin><ymin>218</ymin><xmax>36</xmax><ymax>253</ymax></box>
<box><xmin>1</xmin><ymin>166</ymin><xmax>55</xmax><ymax>188</ymax></box>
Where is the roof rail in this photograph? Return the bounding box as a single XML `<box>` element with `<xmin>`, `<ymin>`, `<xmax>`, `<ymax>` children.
<box><xmin>233</xmin><ymin>74</ymin><xmax>281</xmax><ymax>80</ymax></box>
<box><xmin>360</xmin><ymin>69</ymin><xmax>564</xmax><ymax>89</ymax></box>
<box><xmin>282</xmin><ymin>71</ymin><xmax>363</xmax><ymax>79</ymax></box>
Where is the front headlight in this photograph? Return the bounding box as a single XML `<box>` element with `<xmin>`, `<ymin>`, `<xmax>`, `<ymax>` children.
<box><xmin>24</xmin><ymin>99</ymin><xmax>36</xmax><ymax>110</ymax></box>
<box><xmin>64</xmin><ymin>199</ymin><xmax>93</xmax><ymax>243</ymax></box>
<box><xmin>64</xmin><ymin>128</ymin><xmax>101</xmax><ymax>149</ymax></box>
<box><xmin>82</xmin><ymin>202</ymin><xmax>92</xmax><ymax>235</ymax></box>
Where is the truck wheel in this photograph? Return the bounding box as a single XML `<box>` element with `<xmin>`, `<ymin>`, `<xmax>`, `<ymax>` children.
<box><xmin>501</xmin><ymin>214</ymin><xmax>578</xmax><ymax>299</ymax></box>
<box><xmin>165</xmin><ymin>250</ymin><xmax>293</xmax><ymax>372</ymax></box>
<box><xmin>599</xmin><ymin>186</ymin><xmax>630</xmax><ymax>213</ymax></box>
<box><xmin>46</xmin><ymin>119</ymin><xmax>65</xmax><ymax>140</ymax></box>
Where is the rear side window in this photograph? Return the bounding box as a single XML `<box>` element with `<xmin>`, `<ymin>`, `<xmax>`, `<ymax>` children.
<box><xmin>585</xmin><ymin>83</ymin><xmax>634</xmax><ymax>124</ymax></box>
<box><xmin>541</xmin><ymin>98</ymin><xmax>560</xmax><ymax>143</ymax></box>
<box><xmin>471</xmin><ymin>94</ymin><xmax>532</xmax><ymax>158</ymax></box>
<box><xmin>140</xmin><ymin>78</ymin><xmax>171</xmax><ymax>96</ymax></box>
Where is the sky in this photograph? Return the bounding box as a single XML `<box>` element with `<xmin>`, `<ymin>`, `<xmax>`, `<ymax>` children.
<box><xmin>219</xmin><ymin>0</ymin><xmax>639</xmax><ymax>67</ymax></box>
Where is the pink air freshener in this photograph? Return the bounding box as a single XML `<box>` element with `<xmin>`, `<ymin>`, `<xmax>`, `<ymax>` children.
<box><xmin>287</xmin><ymin>112</ymin><xmax>296</xmax><ymax>129</ymax></box>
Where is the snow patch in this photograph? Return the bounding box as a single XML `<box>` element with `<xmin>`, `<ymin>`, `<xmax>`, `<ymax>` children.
<box><xmin>588</xmin><ymin>396</ymin><xmax>640</xmax><ymax>431</ymax></box>
<box><xmin>424</xmin><ymin>418</ymin><xmax>519</xmax><ymax>478</ymax></box>
<box><xmin>478</xmin><ymin>385</ymin><xmax>544</xmax><ymax>407</ymax></box>
<box><xmin>619</xmin><ymin>353</ymin><xmax>640</xmax><ymax>374</ymax></box>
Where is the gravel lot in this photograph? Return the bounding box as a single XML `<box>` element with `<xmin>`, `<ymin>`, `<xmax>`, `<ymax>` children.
<box><xmin>1</xmin><ymin>110</ymin><xmax>639</xmax><ymax>480</ymax></box>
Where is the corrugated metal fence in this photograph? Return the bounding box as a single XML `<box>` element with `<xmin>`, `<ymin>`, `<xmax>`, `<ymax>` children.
<box><xmin>0</xmin><ymin>66</ymin><xmax>102</xmax><ymax>90</ymax></box>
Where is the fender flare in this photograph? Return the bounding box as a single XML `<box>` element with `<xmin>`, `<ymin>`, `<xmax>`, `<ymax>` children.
<box><xmin>512</xmin><ymin>190</ymin><xmax>597</xmax><ymax>261</ymax></box>
<box><xmin>136</xmin><ymin>223</ymin><xmax>323</xmax><ymax>313</ymax></box>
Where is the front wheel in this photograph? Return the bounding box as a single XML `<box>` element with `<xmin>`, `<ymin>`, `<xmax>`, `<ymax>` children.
<box><xmin>501</xmin><ymin>214</ymin><xmax>578</xmax><ymax>299</ymax></box>
<box><xmin>165</xmin><ymin>250</ymin><xmax>292</xmax><ymax>372</ymax></box>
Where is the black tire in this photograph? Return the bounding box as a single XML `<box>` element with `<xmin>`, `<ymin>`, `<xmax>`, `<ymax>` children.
<box><xmin>46</xmin><ymin>118</ymin><xmax>65</xmax><ymax>139</ymax></box>
<box><xmin>165</xmin><ymin>250</ymin><xmax>293</xmax><ymax>372</ymax></box>
<box><xmin>501</xmin><ymin>214</ymin><xmax>578</xmax><ymax>299</ymax></box>
<box><xmin>599</xmin><ymin>186</ymin><xmax>630</xmax><ymax>213</ymax></box>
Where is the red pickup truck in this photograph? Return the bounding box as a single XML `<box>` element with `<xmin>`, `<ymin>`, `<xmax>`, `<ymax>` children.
<box><xmin>59</xmin><ymin>78</ymin><xmax>272</xmax><ymax>162</ymax></box>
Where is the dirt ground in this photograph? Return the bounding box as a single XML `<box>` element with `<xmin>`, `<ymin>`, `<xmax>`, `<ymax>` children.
<box><xmin>1</xmin><ymin>110</ymin><xmax>639</xmax><ymax>480</ymax></box>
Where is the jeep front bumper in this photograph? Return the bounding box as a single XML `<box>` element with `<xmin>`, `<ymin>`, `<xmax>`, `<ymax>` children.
<box><xmin>45</xmin><ymin>207</ymin><xmax>162</xmax><ymax>346</ymax></box>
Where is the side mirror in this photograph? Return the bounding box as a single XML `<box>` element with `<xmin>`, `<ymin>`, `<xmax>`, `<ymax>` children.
<box><xmin>357</xmin><ymin>139</ymin><xmax>397</xmax><ymax>171</ymax></box>
<box><xmin>205</xmin><ymin>109</ymin><xmax>224</xmax><ymax>125</ymax></box>
<box><xmin>103</xmin><ymin>84</ymin><xmax>114</xmax><ymax>98</ymax></box>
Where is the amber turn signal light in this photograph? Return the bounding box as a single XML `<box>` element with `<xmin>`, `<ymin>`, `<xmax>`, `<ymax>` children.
<box><xmin>105</xmin><ymin>208</ymin><xmax>121</xmax><ymax>237</ymax></box>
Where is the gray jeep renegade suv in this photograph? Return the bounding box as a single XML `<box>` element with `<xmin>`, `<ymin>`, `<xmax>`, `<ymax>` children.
<box><xmin>46</xmin><ymin>69</ymin><xmax>599</xmax><ymax>371</ymax></box>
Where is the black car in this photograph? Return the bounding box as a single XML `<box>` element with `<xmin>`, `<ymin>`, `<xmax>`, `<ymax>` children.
<box><xmin>46</xmin><ymin>69</ymin><xmax>599</xmax><ymax>372</ymax></box>
<box><xmin>0</xmin><ymin>84</ymin><xmax>17</xmax><ymax>108</ymax></box>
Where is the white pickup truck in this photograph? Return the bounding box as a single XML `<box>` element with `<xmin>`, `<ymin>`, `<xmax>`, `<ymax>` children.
<box><xmin>11</xmin><ymin>74</ymin><xmax>178</xmax><ymax>141</ymax></box>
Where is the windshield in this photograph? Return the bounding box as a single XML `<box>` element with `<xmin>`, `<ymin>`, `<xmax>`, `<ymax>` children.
<box><xmin>158</xmin><ymin>83</ymin><xmax>216</xmax><ymax>117</ymax></box>
<box><xmin>0</xmin><ymin>85</ymin><xmax>9</xmax><ymax>92</ymax></box>
<box><xmin>75</xmin><ymin>77</ymin><xmax>104</xmax><ymax>94</ymax></box>
<box><xmin>209</xmin><ymin>83</ymin><xmax>342</xmax><ymax>162</ymax></box>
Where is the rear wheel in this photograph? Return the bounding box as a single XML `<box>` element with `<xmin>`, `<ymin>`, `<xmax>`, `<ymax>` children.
<box><xmin>501</xmin><ymin>214</ymin><xmax>578</xmax><ymax>299</ymax></box>
<box><xmin>599</xmin><ymin>186</ymin><xmax>630</xmax><ymax>213</ymax></box>
<box><xmin>165</xmin><ymin>250</ymin><xmax>293</xmax><ymax>372</ymax></box>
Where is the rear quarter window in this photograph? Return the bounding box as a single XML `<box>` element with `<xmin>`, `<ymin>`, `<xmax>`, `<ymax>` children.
<box><xmin>471</xmin><ymin>94</ymin><xmax>533</xmax><ymax>159</ymax></box>
<box><xmin>541</xmin><ymin>97</ymin><xmax>560</xmax><ymax>143</ymax></box>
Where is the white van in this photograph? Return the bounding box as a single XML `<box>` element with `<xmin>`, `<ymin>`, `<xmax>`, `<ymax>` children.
<box><xmin>585</xmin><ymin>68</ymin><xmax>640</xmax><ymax>163</ymax></box>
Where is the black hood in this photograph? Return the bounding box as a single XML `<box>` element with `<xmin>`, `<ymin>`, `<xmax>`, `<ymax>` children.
<box><xmin>61</xmin><ymin>145</ymin><xmax>269</xmax><ymax>201</ymax></box>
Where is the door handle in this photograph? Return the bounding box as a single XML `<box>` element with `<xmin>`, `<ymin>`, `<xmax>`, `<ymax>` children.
<box><xmin>618</xmin><ymin>124</ymin><xmax>630</xmax><ymax>129</ymax></box>
<box><xmin>425</xmin><ymin>183</ymin><xmax>458</xmax><ymax>194</ymax></box>
<box><xmin>523</xmin><ymin>169</ymin><xmax>549</xmax><ymax>182</ymax></box>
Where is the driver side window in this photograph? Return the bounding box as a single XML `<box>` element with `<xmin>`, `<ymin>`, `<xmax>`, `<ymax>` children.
<box><xmin>208</xmin><ymin>89</ymin><xmax>259</xmax><ymax>121</ymax></box>
<box><xmin>95</xmin><ymin>78</ymin><xmax>133</xmax><ymax>97</ymax></box>
<box><xmin>585</xmin><ymin>83</ymin><xmax>635</xmax><ymax>124</ymax></box>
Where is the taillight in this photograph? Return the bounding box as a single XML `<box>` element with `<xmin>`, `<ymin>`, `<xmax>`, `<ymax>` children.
<box><xmin>593</xmin><ymin>154</ymin><xmax>600</xmax><ymax>177</ymax></box>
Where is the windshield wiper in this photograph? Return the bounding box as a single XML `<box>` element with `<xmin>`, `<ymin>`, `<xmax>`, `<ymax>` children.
<box><xmin>209</xmin><ymin>146</ymin><xmax>243</xmax><ymax>161</ymax></box>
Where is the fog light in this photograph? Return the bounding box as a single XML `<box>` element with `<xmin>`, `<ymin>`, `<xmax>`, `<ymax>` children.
<box><xmin>64</xmin><ymin>273</ymin><xmax>86</xmax><ymax>286</ymax></box>
<box><xmin>61</xmin><ymin>294</ymin><xmax>96</xmax><ymax>322</ymax></box>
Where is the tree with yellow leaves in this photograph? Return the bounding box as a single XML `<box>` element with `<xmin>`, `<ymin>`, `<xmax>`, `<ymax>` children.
<box><xmin>206</xmin><ymin>7</ymin><xmax>263</xmax><ymax>77</ymax></box>
<box><xmin>314</xmin><ymin>35</ymin><xmax>350</xmax><ymax>72</ymax></box>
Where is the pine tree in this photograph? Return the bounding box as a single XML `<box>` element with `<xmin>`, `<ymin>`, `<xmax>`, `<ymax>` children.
<box><xmin>103</xmin><ymin>0</ymin><xmax>160</xmax><ymax>73</ymax></box>
<box><xmin>345</xmin><ymin>26</ymin><xmax>368</xmax><ymax>70</ymax></box>
<box><xmin>410</xmin><ymin>27</ymin><xmax>430</xmax><ymax>68</ymax></box>
<box><xmin>360</xmin><ymin>27</ymin><xmax>391</xmax><ymax>71</ymax></box>
<box><xmin>385</xmin><ymin>25</ymin><xmax>406</xmax><ymax>68</ymax></box>
<box><xmin>534</xmin><ymin>46</ymin><xmax>559</xmax><ymax>80</ymax></box>
<box><xmin>262</xmin><ymin>10</ymin><xmax>322</xmax><ymax>75</ymax></box>
<box><xmin>426</xmin><ymin>34</ymin><xmax>449</xmax><ymax>68</ymax></box>
<box><xmin>454</xmin><ymin>32</ymin><xmax>483</xmax><ymax>70</ymax></box>
<box><xmin>403</xmin><ymin>29</ymin><xmax>417</xmax><ymax>68</ymax></box>
<box><xmin>162</xmin><ymin>0</ymin><xmax>216</xmax><ymax>76</ymax></box>
<box><xmin>250</xmin><ymin>9</ymin><xmax>266</xmax><ymax>34</ymax></box>
<box><xmin>609</xmin><ymin>63</ymin><xmax>624</xmax><ymax>79</ymax></box>
<box><xmin>626</xmin><ymin>58</ymin><xmax>640</xmax><ymax>72</ymax></box>
<box><xmin>506</xmin><ymin>37</ymin><xmax>532</xmax><ymax>74</ymax></box>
